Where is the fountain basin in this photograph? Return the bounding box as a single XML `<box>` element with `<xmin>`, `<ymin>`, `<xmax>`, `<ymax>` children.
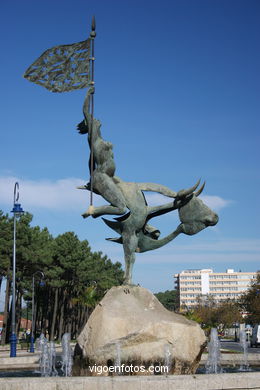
<box><xmin>200</xmin><ymin>353</ymin><xmax>260</xmax><ymax>367</ymax></box>
<box><xmin>1</xmin><ymin>372</ymin><xmax>260</xmax><ymax>390</ymax></box>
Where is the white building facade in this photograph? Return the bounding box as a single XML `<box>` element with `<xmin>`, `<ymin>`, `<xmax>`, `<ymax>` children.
<box><xmin>174</xmin><ymin>268</ymin><xmax>257</xmax><ymax>310</ymax></box>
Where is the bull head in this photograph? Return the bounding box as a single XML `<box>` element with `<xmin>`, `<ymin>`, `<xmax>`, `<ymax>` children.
<box><xmin>177</xmin><ymin>182</ymin><xmax>219</xmax><ymax>235</ymax></box>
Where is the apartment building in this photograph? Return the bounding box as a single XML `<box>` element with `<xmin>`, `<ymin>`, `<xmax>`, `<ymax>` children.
<box><xmin>174</xmin><ymin>268</ymin><xmax>257</xmax><ymax>310</ymax></box>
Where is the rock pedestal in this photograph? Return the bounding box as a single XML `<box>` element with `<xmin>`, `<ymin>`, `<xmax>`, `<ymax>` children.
<box><xmin>73</xmin><ymin>286</ymin><xmax>206</xmax><ymax>375</ymax></box>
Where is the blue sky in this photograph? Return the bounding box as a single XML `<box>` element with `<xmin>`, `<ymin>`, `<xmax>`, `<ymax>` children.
<box><xmin>0</xmin><ymin>0</ymin><xmax>259</xmax><ymax>298</ymax></box>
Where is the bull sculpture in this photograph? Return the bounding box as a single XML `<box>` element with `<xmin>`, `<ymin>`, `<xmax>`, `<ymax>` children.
<box><xmin>78</xmin><ymin>96</ymin><xmax>218</xmax><ymax>285</ymax></box>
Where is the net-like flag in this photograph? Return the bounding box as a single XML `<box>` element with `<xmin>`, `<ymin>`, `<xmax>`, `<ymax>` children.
<box><xmin>24</xmin><ymin>39</ymin><xmax>91</xmax><ymax>92</ymax></box>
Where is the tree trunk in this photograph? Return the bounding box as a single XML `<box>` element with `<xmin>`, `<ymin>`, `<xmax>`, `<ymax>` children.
<box><xmin>16</xmin><ymin>290</ymin><xmax>22</xmax><ymax>336</ymax></box>
<box><xmin>40</xmin><ymin>306</ymin><xmax>45</xmax><ymax>335</ymax></box>
<box><xmin>66</xmin><ymin>298</ymin><xmax>73</xmax><ymax>335</ymax></box>
<box><xmin>77</xmin><ymin>305</ymin><xmax>83</xmax><ymax>336</ymax></box>
<box><xmin>50</xmin><ymin>288</ymin><xmax>59</xmax><ymax>341</ymax></box>
<box><xmin>58</xmin><ymin>294</ymin><xmax>65</xmax><ymax>341</ymax></box>
<box><xmin>25</xmin><ymin>305</ymin><xmax>29</xmax><ymax>330</ymax></box>
<box><xmin>71</xmin><ymin>304</ymin><xmax>78</xmax><ymax>339</ymax></box>
<box><xmin>1</xmin><ymin>277</ymin><xmax>10</xmax><ymax>345</ymax></box>
<box><xmin>47</xmin><ymin>295</ymin><xmax>52</xmax><ymax>338</ymax></box>
<box><xmin>6</xmin><ymin>298</ymin><xmax>12</xmax><ymax>344</ymax></box>
<box><xmin>42</xmin><ymin>288</ymin><xmax>49</xmax><ymax>336</ymax></box>
<box><xmin>35</xmin><ymin>300</ymin><xmax>40</xmax><ymax>337</ymax></box>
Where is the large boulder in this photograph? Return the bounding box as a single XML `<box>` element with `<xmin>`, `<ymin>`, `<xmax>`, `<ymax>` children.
<box><xmin>73</xmin><ymin>286</ymin><xmax>206</xmax><ymax>375</ymax></box>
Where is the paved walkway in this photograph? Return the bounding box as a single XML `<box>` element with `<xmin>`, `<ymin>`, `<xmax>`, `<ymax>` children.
<box><xmin>0</xmin><ymin>350</ymin><xmax>40</xmax><ymax>371</ymax></box>
<box><xmin>0</xmin><ymin>345</ymin><xmax>65</xmax><ymax>371</ymax></box>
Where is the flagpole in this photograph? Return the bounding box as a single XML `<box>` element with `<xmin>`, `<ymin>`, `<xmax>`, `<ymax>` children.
<box><xmin>89</xmin><ymin>16</ymin><xmax>96</xmax><ymax>207</ymax></box>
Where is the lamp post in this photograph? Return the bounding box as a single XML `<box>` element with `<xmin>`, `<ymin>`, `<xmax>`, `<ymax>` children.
<box><xmin>30</xmin><ymin>271</ymin><xmax>45</xmax><ymax>353</ymax></box>
<box><xmin>10</xmin><ymin>182</ymin><xmax>24</xmax><ymax>357</ymax></box>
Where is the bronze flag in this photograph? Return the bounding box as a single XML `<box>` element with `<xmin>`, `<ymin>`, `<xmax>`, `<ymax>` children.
<box><xmin>24</xmin><ymin>39</ymin><xmax>90</xmax><ymax>92</ymax></box>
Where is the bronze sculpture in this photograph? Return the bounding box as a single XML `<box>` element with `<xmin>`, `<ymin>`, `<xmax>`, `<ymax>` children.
<box><xmin>77</xmin><ymin>90</ymin><xmax>218</xmax><ymax>285</ymax></box>
<box><xmin>24</xmin><ymin>18</ymin><xmax>218</xmax><ymax>285</ymax></box>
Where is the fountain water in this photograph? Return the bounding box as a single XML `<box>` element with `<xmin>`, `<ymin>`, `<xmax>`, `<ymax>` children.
<box><xmin>239</xmin><ymin>329</ymin><xmax>249</xmax><ymax>371</ymax></box>
<box><xmin>164</xmin><ymin>344</ymin><xmax>172</xmax><ymax>374</ymax></box>
<box><xmin>37</xmin><ymin>334</ymin><xmax>51</xmax><ymax>376</ymax></box>
<box><xmin>205</xmin><ymin>328</ymin><xmax>222</xmax><ymax>374</ymax></box>
<box><xmin>114</xmin><ymin>341</ymin><xmax>121</xmax><ymax>375</ymax></box>
<box><xmin>49</xmin><ymin>341</ymin><xmax>58</xmax><ymax>376</ymax></box>
<box><xmin>61</xmin><ymin>333</ymin><xmax>73</xmax><ymax>376</ymax></box>
<box><xmin>36</xmin><ymin>334</ymin><xmax>58</xmax><ymax>376</ymax></box>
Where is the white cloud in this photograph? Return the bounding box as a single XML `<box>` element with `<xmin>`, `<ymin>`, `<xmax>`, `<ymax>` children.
<box><xmin>200</xmin><ymin>195</ymin><xmax>232</xmax><ymax>211</ymax></box>
<box><xmin>0</xmin><ymin>176</ymin><xmax>102</xmax><ymax>211</ymax></box>
<box><xmin>145</xmin><ymin>193</ymin><xmax>231</xmax><ymax>212</ymax></box>
<box><xmin>0</xmin><ymin>176</ymin><xmax>231</xmax><ymax>213</ymax></box>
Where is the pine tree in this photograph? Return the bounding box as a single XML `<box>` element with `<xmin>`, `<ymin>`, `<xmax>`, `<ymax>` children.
<box><xmin>240</xmin><ymin>272</ymin><xmax>260</xmax><ymax>325</ymax></box>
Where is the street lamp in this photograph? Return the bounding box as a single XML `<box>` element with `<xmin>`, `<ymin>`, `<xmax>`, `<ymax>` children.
<box><xmin>10</xmin><ymin>182</ymin><xmax>24</xmax><ymax>357</ymax></box>
<box><xmin>30</xmin><ymin>271</ymin><xmax>45</xmax><ymax>353</ymax></box>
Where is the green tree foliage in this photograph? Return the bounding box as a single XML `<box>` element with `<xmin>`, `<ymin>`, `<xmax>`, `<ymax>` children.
<box><xmin>183</xmin><ymin>296</ymin><xmax>242</xmax><ymax>334</ymax></box>
<box><xmin>0</xmin><ymin>211</ymin><xmax>13</xmax><ymax>277</ymax></box>
<box><xmin>155</xmin><ymin>290</ymin><xmax>178</xmax><ymax>311</ymax></box>
<box><xmin>0</xmin><ymin>209</ymin><xmax>124</xmax><ymax>343</ymax></box>
<box><xmin>216</xmin><ymin>300</ymin><xmax>242</xmax><ymax>331</ymax></box>
<box><xmin>240</xmin><ymin>271</ymin><xmax>260</xmax><ymax>325</ymax></box>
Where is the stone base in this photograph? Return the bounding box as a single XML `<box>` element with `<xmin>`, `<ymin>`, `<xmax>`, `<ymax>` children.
<box><xmin>2</xmin><ymin>373</ymin><xmax>260</xmax><ymax>390</ymax></box>
<box><xmin>73</xmin><ymin>286</ymin><xmax>206</xmax><ymax>375</ymax></box>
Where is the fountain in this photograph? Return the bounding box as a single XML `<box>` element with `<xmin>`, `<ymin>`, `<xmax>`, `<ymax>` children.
<box><xmin>1</xmin><ymin>14</ymin><xmax>257</xmax><ymax>390</ymax></box>
<box><xmin>36</xmin><ymin>334</ymin><xmax>58</xmax><ymax>377</ymax></box>
<box><xmin>23</xmin><ymin>15</ymin><xmax>219</xmax><ymax>378</ymax></box>
<box><xmin>49</xmin><ymin>341</ymin><xmax>58</xmax><ymax>376</ymax></box>
<box><xmin>114</xmin><ymin>341</ymin><xmax>121</xmax><ymax>375</ymax></box>
<box><xmin>205</xmin><ymin>328</ymin><xmax>222</xmax><ymax>374</ymax></box>
<box><xmin>37</xmin><ymin>334</ymin><xmax>51</xmax><ymax>376</ymax></box>
<box><xmin>164</xmin><ymin>344</ymin><xmax>172</xmax><ymax>374</ymax></box>
<box><xmin>73</xmin><ymin>286</ymin><xmax>206</xmax><ymax>376</ymax></box>
<box><xmin>61</xmin><ymin>333</ymin><xmax>73</xmax><ymax>377</ymax></box>
<box><xmin>239</xmin><ymin>329</ymin><xmax>250</xmax><ymax>371</ymax></box>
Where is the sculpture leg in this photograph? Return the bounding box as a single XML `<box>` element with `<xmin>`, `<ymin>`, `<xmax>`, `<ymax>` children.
<box><xmin>82</xmin><ymin>172</ymin><xmax>127</xmax><ymax>218</ymax></box>
<box><xmin>83</xmin><ymin>204</ymin><xmax>126</xmax><ymax>219</ymax></box>
<box><xmin>122</xmin><ymin>233</ymin><xmax>138</xmax><ymax>285</ymax></box>
<box><xmin>148</xmin><ymin>201</ymin><xmax>176</xmax><ymax>216</ymax></box>
<box><xmin>144</xmin><ymin>224</ymin><xmax>160</xmax><ymax>239</ymax></box>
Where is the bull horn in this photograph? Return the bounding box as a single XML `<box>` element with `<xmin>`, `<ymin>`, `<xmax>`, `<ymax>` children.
<box><xmin>177</xmin><ymin>179</ymin><xmax>200</xmax><ymax>198</ymax></box>
<box><xmin>195</xmin><ymin>181</ymin><xmax>205</xmax><ymax>197</ymax></box>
